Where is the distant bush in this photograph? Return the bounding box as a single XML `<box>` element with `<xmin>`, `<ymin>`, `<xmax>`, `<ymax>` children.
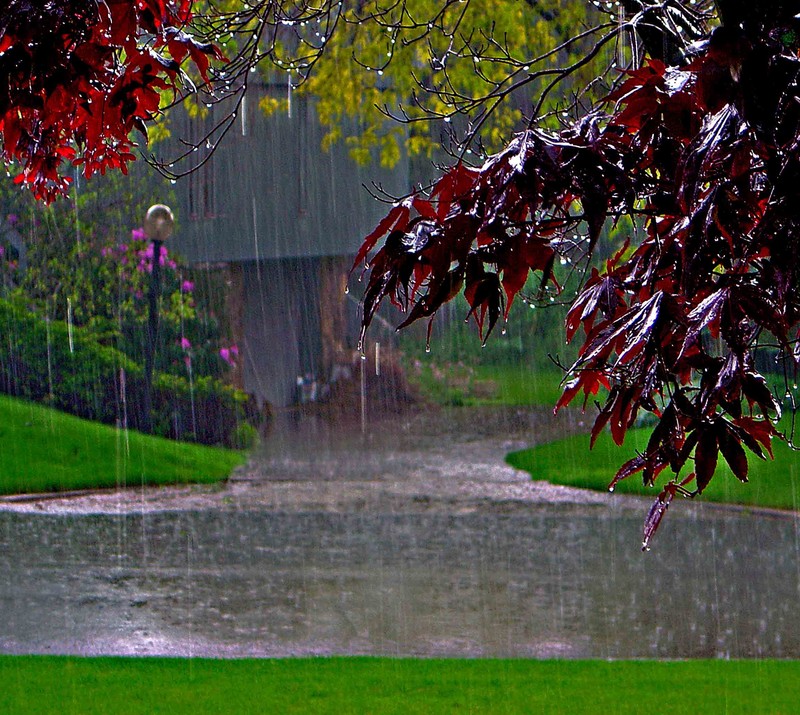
<box><xmin>227</xmin><ymin>421</ymin><xmax>260</xmax><ymax>450</ymax></box>
<box><xmin>147</xmin><ymin>372</ymin><xmax>262</xmax><ymax>447</ymax></box>
<box><xmin>17</xmin><ymin>228</ymin><xmax>237</xmax><ymax>382</ymax></box>
<box><xmin>0</xmin><ymin>298</ymin><xmax>261</xmax><ymax>446</ymax></box>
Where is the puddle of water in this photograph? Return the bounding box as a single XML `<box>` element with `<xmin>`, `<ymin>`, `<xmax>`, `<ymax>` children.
<box><xmin>1</xmin><ymin>507</ymin><xmax>798</xmax><ymax>658</ymax></box>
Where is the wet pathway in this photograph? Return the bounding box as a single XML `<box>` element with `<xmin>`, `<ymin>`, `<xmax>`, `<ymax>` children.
<box><xmin>1</xmin><ymin>407</ymin><xmax>799</xmax><ymax>658</ymax></box>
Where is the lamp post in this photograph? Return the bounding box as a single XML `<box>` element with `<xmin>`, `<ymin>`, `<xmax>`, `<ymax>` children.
<box><xmin>141</xmin><ymin>204</ymin><xmax>174</xmax><ymax>434</ymax></box>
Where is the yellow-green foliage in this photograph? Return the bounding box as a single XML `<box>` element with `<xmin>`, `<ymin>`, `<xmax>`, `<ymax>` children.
<box><xmin>297</xmin><ymin>1</ymin><xmax>598</xmax><ymax>166</ymax></box>
<box><xmin>169</xmin><ymin>2</ymin><xmax>606</xmax><ymax>166</ymax></box>
<box><xmin>214</xmin><ymin>1</ymin><xmax>602</xmax><ymax>167</ymax></box>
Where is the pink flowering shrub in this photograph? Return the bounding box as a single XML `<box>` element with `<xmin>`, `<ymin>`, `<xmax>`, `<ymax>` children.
<box><xmin>18</xmin><ymin>227</ymin><xmax>235</xmax><ymax>381</ymax></box>
<box><xmin>219</xmin><ymin>345</ymin><xmax>239</xmax><ymax>367</ymax></box>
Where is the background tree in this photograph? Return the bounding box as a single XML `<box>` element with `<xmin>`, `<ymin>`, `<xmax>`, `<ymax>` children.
<box><xmin>265</xmin><ymin>1</ymin><xmax>598</xmax><ymax>168</ymax></box>
<box><xmin>146</xmin><ymin>1</ymin><xmax>609</xmax><ymax>178</ymax></box>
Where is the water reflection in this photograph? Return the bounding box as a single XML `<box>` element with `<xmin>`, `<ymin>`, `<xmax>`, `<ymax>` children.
<box><xmin>1</xmin><ymin>506</ymin><xmax>798</xmax><ymax>658</ymax></box>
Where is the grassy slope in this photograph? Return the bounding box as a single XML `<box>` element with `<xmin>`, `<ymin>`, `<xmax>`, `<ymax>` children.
<box><xmin>0</xmin><ymin>656</ymin><xmax>796</xmax><ymax>714</ymax></box>
<box><xmin>507</xmin><ymin>426</ymin><xmax>800</xmax><ymax>510</ymax></box>
<box><xmin>0</xmin><ymin>394</ymin><xmax>243</xmax><ymax>495</ymax></box>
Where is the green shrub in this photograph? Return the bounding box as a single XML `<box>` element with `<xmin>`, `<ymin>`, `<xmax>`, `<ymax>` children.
<box><xmin>228</xmin><ymin>421</ymin><xmax>260</xmax><ymax>450</ymax></box>
<box><xmin>0</xmin><ymin>298</ymin><xmax>261</xmax><ymax>446</ymax></box>
<box><xmin>148</xmin><ymin>372</ymin><xmax>262</xmax><ymax>447</ymax></box>
<box><xmin>17</xmin><ymin>229</ymin><xmax>234</xmax><ymax>382</ymax></box>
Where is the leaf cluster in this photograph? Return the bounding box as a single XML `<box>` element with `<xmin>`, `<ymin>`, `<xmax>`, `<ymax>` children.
<box><xmin>356</xmin><ymin>1</ymin><xmax>800</xmax><ymax>545</ymax></box>
<box><xmin>0</xmin><ymin>0</ymin><xmax>221</xmax><ymax>200</ymax></box>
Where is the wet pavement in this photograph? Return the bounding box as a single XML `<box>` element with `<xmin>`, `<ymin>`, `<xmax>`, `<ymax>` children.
<box><xmin>1</xmin><ymin>407</ymin><xmax>800</xmax><ymax>658</ymax></box>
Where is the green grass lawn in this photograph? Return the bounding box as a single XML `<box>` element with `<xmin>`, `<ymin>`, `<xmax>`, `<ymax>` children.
<box><xmin>0</xmin><ymin>394</ymin><xmax>244</xmax><ymax>495</ymax></box>
<box><xmin>506</xmin><ymin>426</ymin><xmax>800</xmax><ymax>510</ymax></box>
<box><xmin>0</xmin><ymin>656</ymin><xmax>796</xmax><ymax>714</ymax></box>
<box><xmin>408</xmin><ymin>362</ymin><xmax>566</xmax><ymax>407</ymax></box>
<box><xmin>468</xmin><ymin>365</ymin><xmax>566</xmax><ymax>406</ymax></box>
